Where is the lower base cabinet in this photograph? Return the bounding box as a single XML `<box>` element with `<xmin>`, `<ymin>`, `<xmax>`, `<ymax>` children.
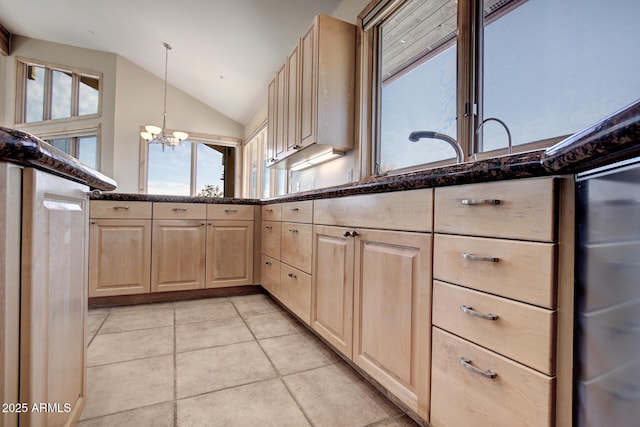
<box><xmin>281</xmin><ymin>264</ymin><xmax>311</xmax><ymax>325</ymax></box>
<box><xmin>205</xmin><ymin>220</ymin><xmax>254</xmax><ymax>288</ymax></box>
<box><xmin>151</xmin><ymin>220</ymin><xmax>206</xmax><ymax>292</ymax></box>
<box><xmin>430</xmin><ymin>327</ymin><xmax>554</xmax><ymax>427</ymax></box>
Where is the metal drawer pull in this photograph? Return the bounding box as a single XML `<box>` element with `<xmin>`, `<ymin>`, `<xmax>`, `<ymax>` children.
<box><xmin>265</xmin><ymin>261</ymin><xmax>272</xmax><ymax>266</ymax></box>
<box><xmin>289</xmin><ymin>228</ymin><xmax>298</xmax><ymax>233</ymax></box>
<box><xmin>344</xmin><ymin>231</ymin><xmax>352</xmax><ymax>237</ymax></box>
<box><xmin>265</xmin><ymin>226</ymin><xmax>273</xmax><ymax>230</ymax></box>
<box><xmin>288</xmin><ymin>273</ymin><xmax>297</xmax><ymax>279</ymax></box>
<box><xmin>113</xmin><ymin>206</ymin><xmax>130</xmax><ymax>210</ymax></box>
<box><xmin>460</xmin><ymin>305</ymin><xmax>499</xmax><ymax>321</ymax></box>
<box><xmin>461</xmin><ymin>252</ymin><xmax>499</xmax><ymax>262</ymax></box>
<box><xmin>172</xmin><ymin>207</ymin><xmax>188</xmax><ymax>211</ymax></box>
<box><xmin>225</xmin><ymin>208</ymin><xmax>238</xmax><ymax>213</ymax></box>
<box><xmin>460</xmin><ymin>357</ymin><xmax>497</xmax><ymax>379</ymax></box>
<box><xmin>266</xmin><ymin>209</ymin><xmax>274</xmax><ymax>213</ymax></box>
<box><xmin>461</xmin><ymin>199</ymin><xmax>500</xmax><ymax>206</ymax></box>
<box><xmin>289</xmin><ymin>207</ymin><xmax>300</xmax><ymax>211</ymax></box>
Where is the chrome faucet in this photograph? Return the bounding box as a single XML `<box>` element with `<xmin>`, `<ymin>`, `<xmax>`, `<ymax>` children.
<box><xmin>475</xmin><ymin>117</ymin><xmax>512</xmax><ymax>155</ymax></box>
<box><xmin>408</xmin><ymin>131</ymin><xmax>464</xmax><ymax>164</ymax></box>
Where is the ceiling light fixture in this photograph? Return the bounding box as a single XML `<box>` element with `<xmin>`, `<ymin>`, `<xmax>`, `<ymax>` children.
<box><xmin>140</xmin><ymin>42</ymin><xmax>188</xmax><ymax>151</ymax></box>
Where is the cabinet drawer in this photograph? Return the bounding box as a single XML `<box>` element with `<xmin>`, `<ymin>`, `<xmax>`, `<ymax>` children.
<box><xmin>262</xmin><ymin>204</ymin><xmax>282</xmax><ymax>221</ymax></box>
<box><xmin>434</xmin><ymin>234</ymin><xmax>556</xmax><ymax>308</ymax></box>
<box><xmin>153</xmin><ymin>203</ymin><xmax>206</xmax><ymax>220</ymax></box>
<box><xmin>261</xmin><ymin>221</ymin><xmax>281</xmax><ymax>259</ymax></box>
<box><xmin>313</xmin><ymin>188</ymin><xmax>433</xmax><ymax>232</ymax></box>
<box><xmin>90</xmin><ymin>201</ymin><xmax>152</xmax><ymax>219</ymax></box>
<box><xmin>207</xmin><ymin>204</ymin><xmax>254</xmax><ymax>220</ymax></box>
<box><xmin>281</xmin><ymin>222</ymin><xmax>312</xmax><ymax>273</ymax></box>
<box><xmin>579</xmin><ymin>300</ymin><xmax>640</xmax><ymax>380</ymax></box>
<box><xmin>431</xmin><ymin>328</ymin><xmax>554</xmax><ymax>427</ymax></box>
<box><xmin>577</xmin><ymin>358</ymin><xmax>640</xmax><ymax>427</ymax></box>
<box><xmin>433</xmin><ymin>281</ymin><xmax>556</xmax><ymax>375</ymax></box>
<box><xmin>261</xmin><ymin>255</ymin><xmax>281</xmax><ymax>298</ymax></box>
<box><xmin>434</xmin><ymin>178</ymin><xmax>555</xmax><ymax>241</ymax></box>
<box><xmin>281</xmin><ymin>264</ymin><xmax>311</xmax><ymax>325</ymax></box>
<box><xmin>281</xmin><ymin>200</ymin><xmax>313</xmax><ymax>223</ymax></box>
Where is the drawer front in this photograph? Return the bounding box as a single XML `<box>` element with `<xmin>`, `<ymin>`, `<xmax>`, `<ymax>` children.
<box><xmin>281</xmin><ymin>222</ymin><xmax>312</xmax><ymax>273</ymax></box>
<box><xmin>262</xmin><ymin>204</ymin><xmax>282</xmax><ymax>221</ymax></box>
<box><xmin>313</xmin><ymin>188</ymin><xmax>433</xmax><ymax>232</ymax></box>
<box><xmin>433</xmin><ymin>281</ymin><xmax>556</xmax><ymax>375</ymax></box>
<box><xmin>434</xmin><ymin>234</ymin><xmax>556</xmax><ymax>308</ymax></box>
<box><xmin>434</xmin><ymin>178</ymin><xmax>555</xmax><ymax>241</ymax></box>
<box><xmin>90</xmin><ymin>201</ymin><xmax>152</xmax><ymax>219</ymax></box>
<box><xmin>281</xmin><ymin>264</ymin><xmax>311</xmax><ymax>325</ymax></box>
<box><xmin>580</xmin><ymin>241</ymin><xmax>640</xmax><ymax>312</ymax></box>
<box><xmin>281</xmin><ymin>200</ymin><xmax>313</xmax><ymax>223</ymax></box>
<box><xmin>577</xmin><ymin>358</ymin><xmax>640</xmax><ymax>427</ymax></box>
<box><xmin>261</xmin><ymin>255</ymin><xmax>281</xmax><ymax>298</ymax></box>
<box><xmin>579</xmin><ymin>300</ymin><xmax>640</xmax><ymax>380</ymax></box>
<box><xmin>153</xmin><ymin>202</ymin><xmax>206</xmax><ymax>220</ymax></box>
<box><xmin>431</xmin><ymin>328</ymin><xmax>554</xmax><ymax>427</ymax></box>
<box><xmin>261</xmin><ymin>221</ymin><xmax>281</xmax><ymax>259</ymax></box>
<box><xmin>207</xmin><ymin>204</ymin><xmax>254</xmax><ymax>220</ymax></box>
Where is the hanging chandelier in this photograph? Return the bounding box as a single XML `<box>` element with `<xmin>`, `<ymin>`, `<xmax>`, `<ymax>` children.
<box><xmin>140</xmin><ymin>42</ymin><xmax>188</xmax><ymax>150</ymax></box>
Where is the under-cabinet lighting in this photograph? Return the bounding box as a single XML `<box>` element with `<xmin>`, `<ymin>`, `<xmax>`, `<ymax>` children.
<box><xmin>290</xmin><ymin>149</ymin><xmax>344</xmax><ymax>171</ymax></box>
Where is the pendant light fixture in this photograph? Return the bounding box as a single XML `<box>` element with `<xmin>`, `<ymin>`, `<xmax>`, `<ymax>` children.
<box><xmin>140</xmin><ymin>42</ymin><xmax>188</xmax><ymax>150</ymax></box>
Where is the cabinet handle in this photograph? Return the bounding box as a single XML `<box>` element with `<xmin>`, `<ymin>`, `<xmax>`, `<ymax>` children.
<box><xmin>225</xmin><ymin>208</ymin><xmax>238</xmax><ymax>213</ymax></box>
<box><xmin>173</xmin><ymin>207</ymin><xmax>188</xmax><ymax>211</ymax></box>
<box><xmin>352</xmin><ymin>230</ymin><xmax>359</xmax><ymax>237</ymax></box>
<box><xmin>344</xmin><ymin>231</ymin><xmax>352</xmax><ymax>237</ymax></box>
<box><xmin>460</xmin><ymin>305</ymin><xmax>499</xmax><ymax>321</ymax></box>
<box><xmin>265</xmin><ymin>226</ymin><xmax>273</xmax><ymax>230</ymax></box>
<box><xmin>265</xmin><ymin>261</ymin><xmax>272</xmax><ymax>266</ymax></box>
<box><xmin>459</xmin><ymin>357</ymin><xmax>497</xmax><ymax>379</ymax></box>
<box><xmin>289</xmin><ymin>207</ymin><xmax>300</xmax><ymax>211</ymax></box>
<box><xmin>90</xmin><ymin>220</ymin><xmax>96</xmax><ymax>224</ymax></box>
<box><xmin>288</xmin><ymin>273</ymin><xmax>297</xmax><ymax>279</ymax></box>
<box><xmin>461</xmin><ymin>252</ymin><xmax>499</xmax><ymax>263</ymax></box>
<box><xmin>266</xmin><ymin>209</ymin><xmax>274</xmax><ymax>213</ymax></box>
<box><xmin>289</xmin><ymin>228</ymin><xmax>298</xmax><ymax>233</ymax></box>
<box><xmin>460</xmin><ymin>199</ymin><xmax>500</xmax><ymax>206</ymax></box>
<box><xmin>344</xmin><ymin>230</ymin><xmax>359</xmax><ymax>237</ymax></box>
<box><xmin>113</xmin><ymin>205</ymin><xmax>130</xmax><ymax>210</ymax></box>
<box><xmin>292</xmin><ymin>145</ymin><xmax>301</xmax><ymax>150</ymax></box>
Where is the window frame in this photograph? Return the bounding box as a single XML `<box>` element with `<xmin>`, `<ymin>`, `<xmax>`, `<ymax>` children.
<box><xmin>15</xmin><ymin>57</ymin><xmax>102</xmax><ymax>125</ymax></box>
<box><xmin>38</xmin><ymin>126</ymin><xmax>101</xmax><ymax>170</ymax></box>
<box><xmin>139</xmin><ymin>129</ymin><xmax>241</xmax><ymax>197</ymax></box>
<box><xmin>360</xmin><ymin>0</ymin><xmax>576</xmax><ymax>177</ymax></box>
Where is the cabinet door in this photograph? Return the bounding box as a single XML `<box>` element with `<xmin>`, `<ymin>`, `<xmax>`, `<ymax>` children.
<box><xmin>311</xmin><ymin>225</ymin><xmax>354</xmax><ymax>358</ymax></box>
<box><xmin>299</xmin><ymin>18</ymin><xmax>317</xmax><ymax>147</ymax></box>
<box><xmin>20</xmin><ymin>168</ymin><xmax>88</xmax><ymax>427</ymax></box>
<box><xmin>267</xmin><ymin>77</ymin><xmax>277</xmax><ymax>163</ymax></box>
<box><xmin>353</xmin><ymin>229</ymin><xmax>432</xmax><ymax>419</ymax></box>
<box><xmin>151</xmin><ymin>220</ymin><xmax>206</xmax><ymax>292</ymax></box>
<box><xmin>275</xmin><ymin>63</ymin><xmax>287</xmax><ymax>160</ymax></box>
<box><xmin>281</xmin><ymin>264</ymin><xmax>311</xmax><ymax>325</ymax></box>
<box><xmin>206</xmin><ymin>220</ymin><xmax>254</xmax><ymax>288</ymax></box>
<box><xmin>286</xmin><ymin>43</ymin><xmax>300</xmax><ymax>154</ymax></box>
<box><xmin>89</xmin><ymin>219</ymin><xmax>152</xmax><ymax>297</ymax></box>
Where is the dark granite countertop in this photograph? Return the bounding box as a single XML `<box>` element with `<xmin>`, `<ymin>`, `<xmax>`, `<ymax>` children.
<box><xmin>91</xmin><ymin>193</ymin><xmax>259</xmax><ymax>204</ymax></box>
<box><xmin>0</xmin><ymin>127</ymin><xmax>117</xmax><ymax>191</ymax></box>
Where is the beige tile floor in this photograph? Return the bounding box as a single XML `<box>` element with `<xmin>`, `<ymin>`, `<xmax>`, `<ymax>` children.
<box><xmin>80</xmin><ymin>293</ymin><xmax>419</xmax><ymax>427</ymax></box>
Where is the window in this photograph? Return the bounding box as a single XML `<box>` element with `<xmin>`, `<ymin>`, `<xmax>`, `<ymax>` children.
<box><xmin>242</xmin><ymin>125</ymin><xmax>286</xmax><ymax>198</ymax></box>
<box><xmin>142</xmin><ymin>135</ymin><xmax>237</xmax><ymax>197</ymax></box>
<box><xmin>17</xmin><ymin>59</ymin><xmax>100</xmax><ymax>124</ymax></box>
<box><xmin>366</xmin><ymin>0</ymin><xmax>640</xmax><ymax>173</ymax></box>
<box><xmin>41</xmin><ymin>129</ymin><xmax>100</xmax><ymax>170</ymax></box>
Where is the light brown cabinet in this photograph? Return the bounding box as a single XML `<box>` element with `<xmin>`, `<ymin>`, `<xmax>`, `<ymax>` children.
<box><xmin>89</xmin><ymin>201</ymin><xmax>153</xmax><ymax>297</ymax></box>
<box><xmin>20</xmin><ymin>168</ymin><xmax>89</xmax><ymax>427</ymax></box>
<box><xmin>267</xmin><ymin>14</ymin><xmax>355</xmax><ymax>168</ymax></box>
<box><xmin>205</xmin><ymin>220</ymin><xmax>254</xmax><ymax>288</ymax></box>
<box><xmin>151</xmin><ymin>219</ymin><xmax>207</xmax><ymax>292</ymax></box>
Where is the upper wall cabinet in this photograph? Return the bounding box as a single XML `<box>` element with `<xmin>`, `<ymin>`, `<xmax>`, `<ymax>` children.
<box><xmin>267</xmin><ymin>14</ymin><xmax>356</xmax><ymax>169</ymax></box>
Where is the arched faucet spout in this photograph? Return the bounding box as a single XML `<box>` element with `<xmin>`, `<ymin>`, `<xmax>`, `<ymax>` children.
<box><xmin>407</xmin><ymin>131</ymin><xmax>464</xmax><ymax>164</ymax></box>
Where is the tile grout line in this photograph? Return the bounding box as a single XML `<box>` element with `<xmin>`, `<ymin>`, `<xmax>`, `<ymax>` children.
<box><xmin>87</xmin><ymin>307</ymin><xmax>111</xmax><ymax>347</ymax></box>
<box><xmin>172</xmin><ymin>302</ymin><xmax>178</xmax><ymax>427</ymax></box>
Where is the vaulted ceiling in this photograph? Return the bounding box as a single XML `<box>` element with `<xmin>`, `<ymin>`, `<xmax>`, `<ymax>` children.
<box><xmin>0</xmin><ymin>0</ymin><xmax>347</xmax><ymax>125</ymax></box>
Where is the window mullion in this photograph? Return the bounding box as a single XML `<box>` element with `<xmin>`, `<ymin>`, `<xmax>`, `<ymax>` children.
<box><xmin>71</xmin><ymin>73</ymin><xmax>79</xmax><ymax>117</ymax></box>
<box><xmin>457</xmin><ymin>0</ymin><xmax>477</xmax><ymax>162</ymax></box>
<box><xmin>43</xmin><ymin>68</ymin><xmax>53</xmax><ymax>121</ymax></box>
<box><xmin>190</xmin><ymin>142</ymin><xmax>197</xmax><ymax>197</ymax></box>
